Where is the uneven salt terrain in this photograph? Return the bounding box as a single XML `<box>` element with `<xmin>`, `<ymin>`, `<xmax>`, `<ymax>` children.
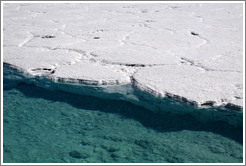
<box><xmin>3</xmin><ymin>3</ymin><xmax>243</xmax><ymax>109</ymax></box>
<box><xmin>2</xmin><ymin>3</ymin><xmax>244</xmax><ymax>163</ymax></box>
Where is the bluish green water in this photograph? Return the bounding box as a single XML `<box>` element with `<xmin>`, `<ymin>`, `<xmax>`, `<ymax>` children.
<box><xmin>3</xmin><ymin>82</ymin><xmax>243</xmax><ymax>163</ymax></box>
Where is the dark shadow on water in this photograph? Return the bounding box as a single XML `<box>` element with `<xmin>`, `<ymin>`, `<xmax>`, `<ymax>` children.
<box><xmin>4</xmin><ymin>83</ymin><xmax>243</xmax><ymax>144</ymax></box>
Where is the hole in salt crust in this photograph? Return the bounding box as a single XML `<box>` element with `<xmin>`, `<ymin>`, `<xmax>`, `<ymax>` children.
<box><xmin>190</xmin><ymin>31</ymin><xmax>199</xmax><ymax>36</ymax></box>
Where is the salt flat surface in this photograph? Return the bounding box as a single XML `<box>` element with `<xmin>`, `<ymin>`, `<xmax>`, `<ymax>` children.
<box><xmin>3</xmin><ymin>3</ymin><xmax>244</xmax><ymax>109</ymax></box>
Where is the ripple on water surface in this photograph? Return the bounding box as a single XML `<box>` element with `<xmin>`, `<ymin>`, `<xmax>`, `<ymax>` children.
<box><xmin>3</xmin><ymin>83</ymin><xmax>243</xmax><ymax>163</ymax></box>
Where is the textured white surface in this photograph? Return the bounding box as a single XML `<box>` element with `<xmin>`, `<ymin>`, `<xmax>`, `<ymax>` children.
<box><xmin>3</xmin><ymin>3</ymin><xmax>244</xmax><ymax>108</ymax></box>
<box><xmin>133</xmin><ymin>65</ymin><xmax>243</xmax><ymax>107</ymax></box>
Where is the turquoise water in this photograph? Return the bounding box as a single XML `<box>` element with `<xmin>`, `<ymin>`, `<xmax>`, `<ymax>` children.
<box><xmin>3</xmin><ymin>81</ymin><xmax>243</xmax><ymax>163</ymax></box>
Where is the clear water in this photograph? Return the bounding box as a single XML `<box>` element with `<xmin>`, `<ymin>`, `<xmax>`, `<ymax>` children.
<box><xmin>3</xmin><ymin>83</ymin><xmax>243</xmax><ymax>163</ymax></box>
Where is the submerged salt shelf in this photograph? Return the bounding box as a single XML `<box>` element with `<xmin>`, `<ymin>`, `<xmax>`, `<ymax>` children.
<box><xmin>2</xmin><ymin>2</ymin><xmax>244</xmax><ymax>163</ymax></box>
<box><xmin>3</xmin><ymin>64</ymin><xmax>243</xmax><ymax>127</ymax></box>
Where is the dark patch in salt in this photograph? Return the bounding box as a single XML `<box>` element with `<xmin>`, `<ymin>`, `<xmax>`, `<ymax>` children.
<box><xmin>201</xmin><ymin>101</ymin><xmax>215</xmax><ymax>107</ymax></box>
<box><xmin>124</xmin><ymin>64</ymin><xmax>146</xmax><ymax>67</ymax></box>
<box><xmin>41</xmin><ymin>35</ymin><xmax>55</xmax><ymax>39</ymax></box>
<box><xmin>191</xmin><ymin>31</ymin><xmax>199</xmax><ymax>36</ymax></box>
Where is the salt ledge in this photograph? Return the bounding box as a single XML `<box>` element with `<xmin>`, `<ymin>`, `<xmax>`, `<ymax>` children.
<box><xmin>3</xmin><ymin>3</ymin><xmax>244</xmax><ymax>110</ymax></box>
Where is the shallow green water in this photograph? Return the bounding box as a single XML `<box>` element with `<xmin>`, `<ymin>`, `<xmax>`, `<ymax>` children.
<box><xmin>3</xmin><ymin>83</ymin><xmax>243</xmax><ymax>163</ymax></box>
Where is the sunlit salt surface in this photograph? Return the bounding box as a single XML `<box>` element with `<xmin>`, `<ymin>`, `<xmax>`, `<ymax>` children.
<box><xmin>3</xmin><ymin>83</ymin><xmax>243</xmax><ymax>163</ymax></box>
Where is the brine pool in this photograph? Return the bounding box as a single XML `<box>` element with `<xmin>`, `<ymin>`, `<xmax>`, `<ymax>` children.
<box><xmin>3</xmin><ymin>82</ymin><xmax>243</xmax><ymax>163</ymax></box>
